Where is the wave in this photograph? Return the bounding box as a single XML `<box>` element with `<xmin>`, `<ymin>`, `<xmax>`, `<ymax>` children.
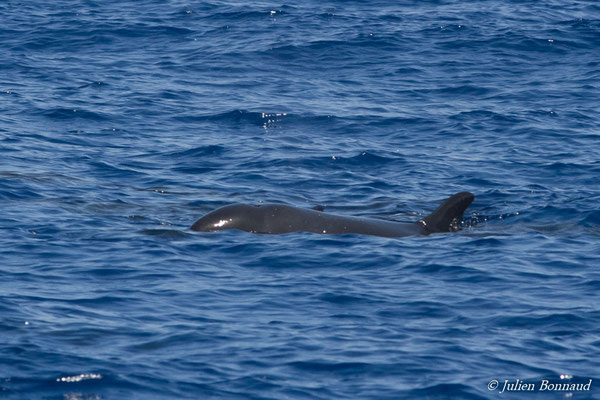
<box><xmin>174</xmin><ymin>109</ymin><xmax>431</xmax><ymax>127</ymax></box>
<box><xmin>39</xmin><ymin>107</ymin><xmax>110</xmax><ymax>121</ymax></box>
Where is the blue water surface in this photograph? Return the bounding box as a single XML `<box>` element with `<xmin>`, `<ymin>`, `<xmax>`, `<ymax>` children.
<box><xmin>1</xmin><ymin>1</ymin><xmax>599</xmax><ymax>399</ymax></box>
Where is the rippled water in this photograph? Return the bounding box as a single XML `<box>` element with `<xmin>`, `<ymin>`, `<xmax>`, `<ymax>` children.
<box><xmin>1</xmin><ymin>1</ymin><xmax>599</xmax><ymax>399</ymax></box>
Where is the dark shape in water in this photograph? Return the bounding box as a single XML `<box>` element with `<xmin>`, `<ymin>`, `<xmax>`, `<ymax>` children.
<box><xmin>191</xmin><ymin>192</ymin><xmax>474</xmax><ymax>238</ymax></box>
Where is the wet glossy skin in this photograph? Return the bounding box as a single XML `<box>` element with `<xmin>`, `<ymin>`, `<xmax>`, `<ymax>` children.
<box><xmin>191</xmin><ymin>192</ymin><xmax>475</xmax><ymax>238</ymax></box>
<box><xmin>191</xmin><ymin>204</ymin><xmax>425</xmax><ymax>238</ymax></box>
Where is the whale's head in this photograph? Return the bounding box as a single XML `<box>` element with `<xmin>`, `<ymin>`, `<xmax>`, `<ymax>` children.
<box><xmin>191</xmin><ymin>204</ymin><xmax>260</xmax><ymax>232</ymax></box>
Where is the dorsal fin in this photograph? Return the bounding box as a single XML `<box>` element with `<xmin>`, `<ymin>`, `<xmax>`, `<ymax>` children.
<box><xmin>312</xmin><ymin>205</ymin><xmax>325</xmax><ymax>212</ymax></box>
<box><xmin>419</xmin><ymin>192</ymin><xmax>474</xmax><ymax>234</ymax></box>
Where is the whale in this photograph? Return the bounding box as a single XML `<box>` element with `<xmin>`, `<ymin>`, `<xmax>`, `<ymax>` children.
<box><xmin>191</xmin><ymin>192</ymin><xmax>474</xmax><ymax>238</ymax></box>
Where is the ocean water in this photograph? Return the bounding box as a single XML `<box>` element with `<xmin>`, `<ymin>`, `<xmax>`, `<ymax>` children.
<box><xmin>1</xmin><ymin>0</ymin><xmax>599</xmax><ymax>399</ymax></box>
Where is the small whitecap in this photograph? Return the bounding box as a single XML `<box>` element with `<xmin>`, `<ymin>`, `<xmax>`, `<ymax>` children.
<box><xmin>57</xmin><ymin>373</ymin><xmax>102</xmax><ymax>383</ymax></box>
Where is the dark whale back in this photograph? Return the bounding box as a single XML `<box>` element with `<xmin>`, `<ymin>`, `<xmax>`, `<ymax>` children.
<box><xmin>418</xmin><ymin>192</ymin><xmax>475</xmax><ymax>234</ymax></box>
<box><xmin>191</xmin><ymin>192</ymin><xmax>474</xmax><ymax>238</ymax></box>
